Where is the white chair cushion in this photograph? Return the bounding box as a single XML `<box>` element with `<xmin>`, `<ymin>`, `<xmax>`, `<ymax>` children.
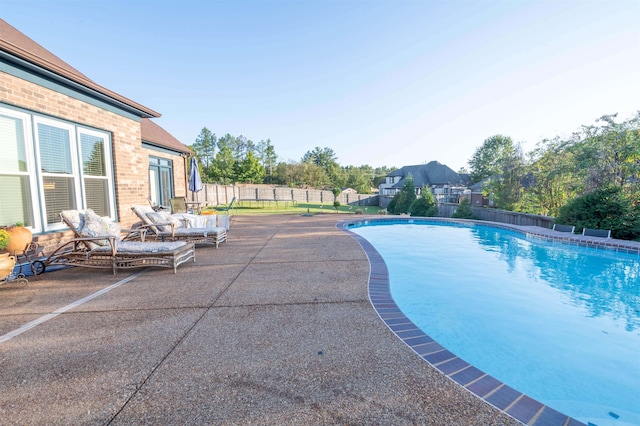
<box><xmin>146</xmin><ymin>211</ymin><xmax>183</xmax><ymax>232</ymax></box>
<box><xmin>79</xmin><ymin>209</ymin><xmax>121</xmax><ymax>247</ymax></box>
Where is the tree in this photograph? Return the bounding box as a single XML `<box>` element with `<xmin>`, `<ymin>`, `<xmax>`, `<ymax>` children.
<box><xmin>574</xmin><ymin>112</ymin><xmax>640</xmax><ymax>193</ymax></box>
<box><xmin>302</xmin><ymin>147</ymin><xmax>337</xmax><ymax>169</ymax></box>
<box><xmin>387</xmin><ymin>175</ymin><xmax>416</xmax><ymax>214</ymax></box>
<box><xmin>209</xmin><ymin>146</ymin><xmax>236</xmax><ymax>184</ymax></box>
<box><xmin>343</xmin><ymin>166</ymin><xmax>373</xmax><ymax>194</ymax></box>
<box><xmin>191</xmin><ymin>128</ymin><xmax>217</xmax><ymax>173</ymax></box>
<box><xmin>332</xmin><ymin>187</ymin><xmax>342</xmax><ymax>211</ymax></box>
<box><xmin>257</xmin><ymin>139</ymin><xmax>278</xmax><ymax>182</ymax></box>
<box><xmin>229</xmin><ymin>134</ymin><xmax>252</xmax><ymax>161</ymax></box>
<box><xmin>409</xmin><ymin>186</ymin><xmax>438</xmax><ymax>217</ymax></box>
<box><xmin>301</xmin><ymin>161</ymin><xmax>327</xmax><ymax>187</ymax></box>
<box><xmin>235</xmin><ymin>151</ymin><xmax>265</xmax><ymax>183</ymax></box>
<box><xmin>524</xmin><ymin>137</ymin><xmax>581</xmax><ymax>216</ymax></box>
<box><xmin>485</xmin><ymin>143</ymin><xmax>526</xmax><ymax>211</ymax></box>
<box><xmin>302</xmin><ymin>147</ymin><xmax>342</xmax><ymax>188</ymax></box>
<box><xmin>274</xmin><ymin>161</ymin><xmax>300</xmax><ymax>187</ymax></box>
<box><xmin>468</xmin><ymin>135</ymin><xmax>516</xmax><ymax>183</ymax></box>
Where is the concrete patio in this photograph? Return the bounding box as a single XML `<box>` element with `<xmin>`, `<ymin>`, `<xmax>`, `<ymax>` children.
<box><xmin>0</xmin><ymin>214</ymin><xmax>518</xmax><ymax>425</ymax></box>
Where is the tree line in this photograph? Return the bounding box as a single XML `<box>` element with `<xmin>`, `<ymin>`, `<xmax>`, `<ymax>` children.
<box><xmin>190</xmin><ymin>111</ymin><xmax>639</xmax><ymax>239</ymax></box>
<box><xmin>189</xmin><ymin>129</ymin><xmax>394</xmax><ymax>193</ymax></box>
<box><xmin>466</xmin><ymin>112</ymin><xmax>639</xmax><ymax>239</ymax></box>
<box><xmin>382</xmin><ymin>111</ymin><xmax>638</xmax><ymax>239</ymax></box>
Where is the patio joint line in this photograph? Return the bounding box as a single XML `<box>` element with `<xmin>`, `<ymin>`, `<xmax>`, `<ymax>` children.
<box><xmin>107</xmin><ymin>216</ymin><xmax>295</xmax><ymax>424</ymax></box>
<box><xmin>0</xmin><ymin>272</ymin><xmax>142</xmax><ymax>345</ymax></box>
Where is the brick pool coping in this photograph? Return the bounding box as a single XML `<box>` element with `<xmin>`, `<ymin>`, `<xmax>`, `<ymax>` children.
<box><xmin>336</xmin><ymin>216</ymin><xmax>638</xmax><ymax>426</ymax></box>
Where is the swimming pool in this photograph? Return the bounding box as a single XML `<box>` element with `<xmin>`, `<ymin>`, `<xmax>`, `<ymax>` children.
<box><xmin>345</xmin><ymin>219</ymin><xmax>640</xmax><ymax>426</ymax></box>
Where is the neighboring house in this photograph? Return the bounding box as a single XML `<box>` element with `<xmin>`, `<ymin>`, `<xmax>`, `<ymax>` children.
<box><xmin>464</xmin><ymin>179</ymin><xmax>492</xmax><ymax>207</ymax></box>
<box><xmin>378</xmin><ymin>161</ymin><xmax>471</xmax><ymax>204</ymax></box>
<box><xmin>0</xmin><ymin>19</ymin><xmax>191</xmax><ymax>249</ymax></box>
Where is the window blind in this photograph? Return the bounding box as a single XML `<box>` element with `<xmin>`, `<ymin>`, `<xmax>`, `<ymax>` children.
<box><xmin>0</xmin><ymin>114</ymin><xmax>27</xmax><ymax>173</ymax></box>
<box><xmin>43</xmin><ymin>176</ymin><xmax>76</xmax><ymax>224</ymax></box>
<box><xmin>38</xmin><ymin>123</ymin><xmax>72</xmax><ymax>174</ymax></box>
<box><xmin>84</xmin><ymin>178</ymin><xmax>109</xmax><ymax>216</ymax></box>
<box><xmin>80</xmin><ymin>134</ymin><xmax>106</xmax><ymax>176</ymax></box>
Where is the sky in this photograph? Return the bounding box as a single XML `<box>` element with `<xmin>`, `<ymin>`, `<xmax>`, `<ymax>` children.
<box><xmin>2</xmin><ymin>0</ymin><xmax>639</xmax><ymax>172</ymax></box>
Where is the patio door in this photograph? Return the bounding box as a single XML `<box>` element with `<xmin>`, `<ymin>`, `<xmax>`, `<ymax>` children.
<box><xmin>149</xmin><ymin>156</ymin><xmax>173</xmax><ymax>208</ymax></box>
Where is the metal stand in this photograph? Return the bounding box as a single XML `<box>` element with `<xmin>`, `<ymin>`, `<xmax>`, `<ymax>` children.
<box><xmin>13</xmin><ymin>242</ymin><xmax>46</xmax><ymax>277</ymax></box>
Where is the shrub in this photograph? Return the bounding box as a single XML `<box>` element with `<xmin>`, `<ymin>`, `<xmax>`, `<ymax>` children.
<box><xmin>387</xmin><ymin>175</ymin><xmax>416</xmax><ymax>214</ymax></box>
<box><xmin>0</xmin><ymin>229</ymin><xmax>10</xmax><ymax>251</ymax></box>
<box><xmin>333</xmin><ymin>200</ymin><xmax>341</xmax><ymax>211</ymax></box>
<box><xmin>452</xmin><ymin>198</ymin><xmax>478</xmax><ymax>219</ymax></box>
<box><xmin>409</xmin><ymin>188</ymin><xmax>438</xmax><ymax>217</ymax></box>
<box><xmin>555</xmin><ymin>186</ymin><xmax>640</xmax><ymax>240</ymax></box>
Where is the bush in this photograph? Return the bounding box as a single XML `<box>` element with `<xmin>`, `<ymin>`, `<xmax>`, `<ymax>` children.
<box><xmin>409</xmin><ymin>190</ymin><xmax>438</xmax><ymax>217</ymax></box>
<box><xmin>333</xmin><ymin>200</ymin><xmax>341</xmax><ymax>211</ymax></box>
<box><xmin>555</xmin><ymin>186</ymin><xmax>640</xmax><ymax>240</ymax></box>
<box><xmin>452</xmin><ymin>198</ymin><xmax>478</xmax><ymax>219</ymax></box>
<box><xmin>0</xmin><ymin>229</ymin><xmax>10</xmax><ymax>251</ymax></box>
<box><xmin>387</xmin><ymin>176</ymin><xmax>416</xmax><ymax>215</ymax></box>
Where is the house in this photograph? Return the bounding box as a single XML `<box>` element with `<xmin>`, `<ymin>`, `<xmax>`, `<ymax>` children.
<box><xmin>378</xmin><ymin>161</ymin><xmax>471</xmax><ymax>206</ymax></box>
<box><xmin>0</xmin><ymin>19</ymin><xmax>191</xmax><ymax>250</ymax></box>
<box><xmin>462</xmin><ymin>179</ymin><xmax>491</xmax><ymax>207</ymax></box>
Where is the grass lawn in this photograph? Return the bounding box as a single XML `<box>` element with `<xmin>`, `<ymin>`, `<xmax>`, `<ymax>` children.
<box><xmin>202</xmin><ymin>202</ymin><xmax>383</xmax><ymax>215</ymax></box>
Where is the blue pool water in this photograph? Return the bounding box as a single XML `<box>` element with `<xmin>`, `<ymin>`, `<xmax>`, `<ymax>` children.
<box><xmin>351</xmin><ymin>222</ymin><xmax>640</xmax><ymax>426</ymax></box>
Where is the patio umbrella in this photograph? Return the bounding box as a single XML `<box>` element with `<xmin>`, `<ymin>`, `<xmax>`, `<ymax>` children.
<box><xmin>188</xmin><ymin>156</ymin><xmax>203</xmax><ymax>202</ymax></box>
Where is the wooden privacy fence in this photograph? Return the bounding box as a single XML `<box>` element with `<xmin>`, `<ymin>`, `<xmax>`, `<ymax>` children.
<box><xmin>194</xmin><ymin>187</ymin><xmax>552</xmax><ymax>228</ymax></box>
<box><xmin>196</xmin><ymin>184</ymin><xmax>379</xmax><ymax>207</ymax></box>
<box><xmin>437</xmin><ymin>203</ymin><xmax>555</xmax><ymax>229</ymax></box>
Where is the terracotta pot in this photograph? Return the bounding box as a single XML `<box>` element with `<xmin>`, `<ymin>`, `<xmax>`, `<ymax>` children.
<box><xmin>0</xmin><ymin>252</ymin><xmax>16</xmax><ymax>280</ymax></box>
<box><xmin>3</xmin><ymin>226</ymin><xmax>33</xmax><ymax>255</ymax></box>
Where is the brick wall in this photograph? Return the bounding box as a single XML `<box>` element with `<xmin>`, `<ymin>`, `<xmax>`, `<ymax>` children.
<box><xmin>0</xmin><ymin>72</ymin><xmax>183</xmax><ymax>242</ymax></box>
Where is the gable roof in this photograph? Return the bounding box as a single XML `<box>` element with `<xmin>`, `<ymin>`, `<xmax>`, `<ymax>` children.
<box><xmin>0</xmin><ymin>19</ymin><xmax>160</xmax><ymax>118</ymax></box>
<box><xmin>388</xmin><ymin>161</ymin><xmax>469</xmax><ymax>188</ymax></box>
<box><xmin>141</xmin><ymin>118</ymin><xmax>191</xmax><ymax>154</ymax></box>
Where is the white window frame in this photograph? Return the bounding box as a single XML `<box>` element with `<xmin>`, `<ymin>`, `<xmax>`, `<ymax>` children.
<box><xmin>0</xmin><ymin>108</ymin><xmax>40</xmax><ymax>231</ymax></box>
<box><xmin>77</xmin><ymin>127</ymin><xmax>116</xmax><ymax>221</ymax></box>
<box><xmin>33</xmin><ymin>116</ymin><xmax>82</xmax><ymax>231</ymax></box>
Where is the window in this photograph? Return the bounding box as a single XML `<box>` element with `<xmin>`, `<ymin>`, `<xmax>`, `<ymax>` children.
<box><xmin>149</xmin><ymin>156</ymin><xmax>173</xmax><ymax>208</ymax></box>
<box><xmin>0</xmin><ymin>111</ymin><xmax>36</xmax><ymax>227</ymax></box>
<box><xmin>79</xmin><ymin>130</ymin><xmax>114</xmax><ymax>217</ymax></box>
<box><xmin>36</xmin><ymin>119</ymin><xmax>79</xmax><ymax>225</ymax></box>
<box><xmin>0</xmin><ymin>105</ymin><xmax>114</xmax><ymax>232</ymax></box>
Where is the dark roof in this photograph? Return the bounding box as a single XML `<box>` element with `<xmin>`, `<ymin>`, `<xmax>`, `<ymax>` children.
<box><xmin>388</xmin><ymin>161</ymin><xmax>467</xmax><ymax>188</ymax></box>
<box><xmin>141</xmin><ymin>119</ymin><xmax>191</xmax><ymax>154</ymax></box>
<box><xmin>0</xmin><ymin>19</ymin><xmax>160</xmax><ymax>118</ymax></box>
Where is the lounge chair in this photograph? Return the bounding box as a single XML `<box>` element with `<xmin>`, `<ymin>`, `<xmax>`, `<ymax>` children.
<box><xmin>552</xmin><ymin>224</ymin><xmax>575</xmax><ymax>233</ymax></box>
<box><xmin>170</xmin><ymin>197</ymin><xmax>202</xmax><ymax>215</ymax></box>
<box><xmin>214</xmin><ymin>197</ymin><xmax>235</xmax><ymax>230</ymax></box>
<box><xmin>582</xmin><ymin>228</ymin><xmax>612</xmax><ymax>238</ymax></box>
<box><xmin>131</xmin><ymin>205</ymin><xmax>215</xmax><ymax>229</ymax></box>
<box><xmin>131</xmin><ymin>205</ymin><xmax>227</xmax><ymax>248</ymax></box>
<box><xmin>216</xmin><ymin>197</ymin><xmax>236</xmax><ymax>213</ymax></box>
<box><xmin>46</xmin><ymin>209</ymin><xmax>195</xmax><ymax>274</ymax></box>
